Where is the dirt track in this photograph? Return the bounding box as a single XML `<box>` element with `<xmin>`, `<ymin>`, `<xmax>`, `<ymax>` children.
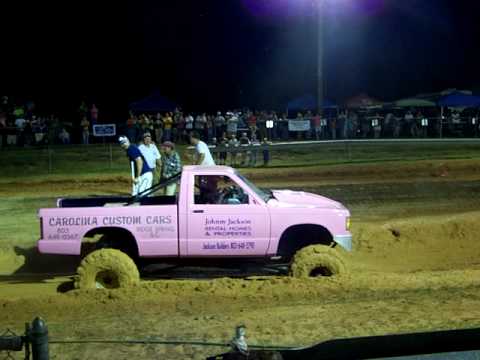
<box><xmin>1</xmin><ymin>160</ymin><xmax>480</xmax><ymax>359</ymax></box>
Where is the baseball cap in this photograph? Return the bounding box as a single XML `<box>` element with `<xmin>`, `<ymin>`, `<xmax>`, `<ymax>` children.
<box><xmin>118</xmin><ymin>136</ymin><xmax>129</xmax><ymax>145</ymax></box>
<box><xmin>143</xmin><ymin>132</ymin><xmax>151</xmax><ymax>138</ymax></box>
<box><xmin>161</xmin><ymin>141</ymin><xmax>175</xmax><ymax>149</ymax></box>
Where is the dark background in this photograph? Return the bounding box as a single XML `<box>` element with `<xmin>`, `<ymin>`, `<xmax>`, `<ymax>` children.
<box><xmin>3</xmin><ymin>0</ymin><xmax>480</xmax><ymax>121</ymax></box>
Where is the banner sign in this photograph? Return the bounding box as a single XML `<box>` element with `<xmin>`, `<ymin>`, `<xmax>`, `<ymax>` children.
<box><xmin>288</xmin><ymin>120</ymin><xmax>311</xmax><ymax>132</ymax></box>
<box><xmin>93</xmin><ymin>124</ymin><xmax>116</xmax><ymax>137</ymax></box>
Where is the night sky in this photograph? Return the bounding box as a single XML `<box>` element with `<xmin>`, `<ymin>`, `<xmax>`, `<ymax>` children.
<box><xmin>4</xmin><ymin>0</ymin><xmax>480</xmax><ymax>119</ymax></box>
<box><xmin>126</xmin><ymin>0</ymin><xmax>480</xmax><ymax>110</ymax></box>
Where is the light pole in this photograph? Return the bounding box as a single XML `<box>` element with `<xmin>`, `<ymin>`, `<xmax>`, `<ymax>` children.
<box><xmin>317</xmin><ymin>0</ymin><xmax>324</xmax><ymax>114</ymax></box>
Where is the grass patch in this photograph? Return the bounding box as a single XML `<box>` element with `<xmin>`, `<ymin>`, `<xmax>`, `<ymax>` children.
<box><xmin>1</xmin><ymin>141</ymin><xmax>480</xmax><ymax>180</ymax></box>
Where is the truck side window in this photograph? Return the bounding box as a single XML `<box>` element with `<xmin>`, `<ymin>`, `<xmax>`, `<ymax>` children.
<box><xmin>194</xmin><ymin>175</ymin><xmax>249</xmax><ymax>205</ymax></box>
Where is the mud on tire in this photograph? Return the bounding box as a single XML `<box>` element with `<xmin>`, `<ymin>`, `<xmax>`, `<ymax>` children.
<box><xmin>75</xmin><ymin>249</ymin><xmax>140</xmax><ymax>290</ymax></box>
<box><xmin>290</xmin><ymin>245</ymin><xmax>346</xmax><ymax>278</ymax></box>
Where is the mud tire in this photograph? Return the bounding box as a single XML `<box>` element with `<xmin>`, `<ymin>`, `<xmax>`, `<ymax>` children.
<box><xmin>75</xmin><ymin>249</ymin><xmax>140</xmax><ymax>290</ymax></box>
<box><xmin>290</xmin><ymin>245</ymin><xmax>346</xmax><ymax>278</ymax></box>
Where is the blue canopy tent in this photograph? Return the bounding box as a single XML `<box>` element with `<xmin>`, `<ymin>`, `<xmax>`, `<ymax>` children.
<box><xmin>129</xmin><ymin>91</ymin><xmax>178</xmax><ymax>113</ymax></box>
<box><xmin>437</xmin><ymin>92</ymin><xmax>480</xmax><ymax>108</ymax></box>
<box><xmin>286</xmin><ymin>94</ymin><xmax>337</xmax><ymax>115</ymax></box>
<box><xmin>436</xmin><ymin>92</ymin><xmax>480</xmax><ymax>138</ymax></box>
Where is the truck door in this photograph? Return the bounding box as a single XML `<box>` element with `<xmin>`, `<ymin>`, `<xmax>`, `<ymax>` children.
<box><xmin>187</xmin><ymin>174</ymin><xmax>270</xmax><ymax>256</ymax></box>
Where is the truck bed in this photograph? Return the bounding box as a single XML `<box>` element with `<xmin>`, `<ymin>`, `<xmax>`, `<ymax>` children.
<box><xmin>59</xmin><ymin>195</ymin><xmax>177</xmax><ymax>208</ymax></box>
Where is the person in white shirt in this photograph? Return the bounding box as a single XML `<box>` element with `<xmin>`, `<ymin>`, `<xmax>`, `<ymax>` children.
<box><xmin>138</xmin><ymin>132</ymin><xmax>162</xmax><ymax>183</ymax></box>
<box><xmin>185</xmin><ymin>114</ymin><xmax>194</xmax><ymax>135</ymax></box>
<box><xmin>15</xmin><ymin>117</ymin><xmax>26</xmax><ymax>129</ymax></box>
<box><xmin>190</xmin><ymin>131</ymin><xmax>215</xmax><ymax>166</ymax></box>
<box><xmin>226</xmin><ymin>112</ymin><xmax>238</xmax><ymax>137</ymax></box>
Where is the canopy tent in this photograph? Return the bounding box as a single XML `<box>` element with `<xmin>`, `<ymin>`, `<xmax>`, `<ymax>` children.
<box><xmin>415</xmin><ymin>89</ymin><xmax>472</xmax><ymax>102</ymax></box>
<box><xmin>437</xmin><ymin>92</ymin><xmax>480</xmax><ymax>108</ymax></box>
<box><xmin>129</xmin><ymin>91</ymin><xmax>178</xmax><ymax>113</ymax></box>
<box><xmin>286</xmin><ymin>94</ymin><xmax>337</xmax><ymax>112</ymax></box>
<box><xmin>345</xmin><ymin>94</ymin><xmax>382</xmax><ymax>108</ymax></box>
<box><xmin>393</xmin><ymin>98</ymin><xmax>436</xmax><ymax>108</ymax></box>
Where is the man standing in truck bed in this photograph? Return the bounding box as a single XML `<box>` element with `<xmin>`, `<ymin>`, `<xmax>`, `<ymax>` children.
<box><xmin>138</xmin><ymin>132</ymin><xmax>162</xmax><ymax>184</ymax></box>
<box><xmin>119</xmin><ymin>136</ymin><xmax>153</xmax><ymax>195</ymax></box>
<box><xmin>190</xmin><ymin>131</ymin><xmax>215</xmax><ymax>166</ymax></box>
<box><xmin>160</xmin><ymin>141</ymin><xmax>182</xmax><ymax>195</ymax></box>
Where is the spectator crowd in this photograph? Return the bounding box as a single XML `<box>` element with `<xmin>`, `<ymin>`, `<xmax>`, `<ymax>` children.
<box><xmin>0</xmin><ymin>97</ymin><xmax>99</xmax><ymax>148</ymax></box>
<box><xmin>1</xmin><ymin>95</ymin><xmax>479</xmax><ymax>149</ymax></box>
<box><xmin>124</xmin><ymin>107</ymin><xmax>480</xmax><ymax>146</ymax></box>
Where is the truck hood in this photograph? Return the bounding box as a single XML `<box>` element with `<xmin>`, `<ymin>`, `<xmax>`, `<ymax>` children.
<box><xmin>270</xmin><ymin>190</ymin><xmax>344</xmax><ymax>209</ymax></box>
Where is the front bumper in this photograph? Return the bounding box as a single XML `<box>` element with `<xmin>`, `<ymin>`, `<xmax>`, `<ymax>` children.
<box><xmin>334</xmin><ymin>234</ymin><xmax>352</xmax><ymax>252</ymax></box>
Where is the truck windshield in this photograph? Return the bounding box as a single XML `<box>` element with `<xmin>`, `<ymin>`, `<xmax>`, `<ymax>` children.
<box><xmin>235</xmin><ymin>172</ymin><xmax>271</xmax><ymax>202</ymax></box>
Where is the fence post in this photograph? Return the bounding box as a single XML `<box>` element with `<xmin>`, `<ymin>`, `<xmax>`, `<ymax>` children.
<box><xmin>29</xmin><ymin>317</ymin><xmax>49</xmax><ymax>360</ymax></box>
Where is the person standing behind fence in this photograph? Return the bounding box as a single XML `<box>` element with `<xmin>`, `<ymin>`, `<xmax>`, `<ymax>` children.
<box><xmin>163</xmin><ymin>112</ymin><xmax>173</xmax><ymax>141</ymax></box>
<box><xmin>139</xmin><ymin>132</ymin><xmax>162</xmax><ymax>184</ymax></box>
<box><xmin>219</xmin><ymin>135</ymin><xmax>228</xmax><ymax>165</ymax></box>
<box><xmin>126</xmin><ymin>115</ymin><xmax>137</xmax><ymax>142</ymax></box>
<box><xmin>172</xmin><ymin>111</ymin><xmax>180</xmax><ymax>142</ymax></box>
<box><xmin>90</xmin><ymin>104</ymin><xmax>98</xmax><ymax>125</ymax></box>
<box><xmin>239</xmin><ymin>132</ymin><xmax>251</xmax><ymax>166</ymax></box>
<box><xmin>226</xmin><ymin>112</ymin><xmax>238</xmax><ymax>138</ymax></box>
<box><xmin>80</xmin><ymin>116</ymin><xmax>90</xmax><ymax>145</ymax></box>
<box><xmin>119</xmin><ymin>136</ymin><xmax>153</xmax><ymax>196</ymax></box>
<box><xmin>206</xmin><ymin>115</ymin><xmax>214</xmax><ymax>142</ymax></box>
<box><xmin>228</xmin><ymin>134</ymin><xmax>240</xmax><ymax>167</ymax></box>
<box><xmin>249</xmin><ymin>133</ymin><xmax>260</xmax><ymax>167</ymax></box>
<box><xmin>185</xmin><ymin>113</ymin><xmax>194</xmax><ymax>137</ymax></box>
<box><xmin>330</xmin><ymin>115</ymin><xmax>337</xmax><ymax>140</ymax></box>
<box><xmin>256</xmin><ymin>111</ymin><xmax>266</xmax><ymax>140</ymax></box>
<box><xmin>247</xmin><ymin>111</ymin><xmax>257</xmax><ymax>139</ymax></box>
<box><xmin>214</xmin><ymin>112</ymin><xmax>226</xmax><ymax>139</ymax></box>
<box><xmin>312</xmin><ymin>112</ymin><xmax>321</xmax><ymax>140</ymax></box>
<box><xmin>262</xmin><ymin>137</ymin><xmax>271</xmax><ymax>166</ymax></box>
<box><xmin>154</xmin><ymin>113</ymin><xmax>163</xmax><ymax>143</ymax></box>
<box><xmin>190</xmin><ymin>131</ymin><xmax>216</xmax><ymax>166</ymax></box>
<box><xmin>78</xmin><ymin>100</ymin><xmax>88</xmax><ymax>120</ymax></box>
<box><xmin>195</xmin><ymin>113</ymin><xmax>207</xmax><ymax>140</ymax></box>
<box><xmin>404</xmin><ymin>110</ymin><xmax>414</xmax><ymax>137</ymax></box>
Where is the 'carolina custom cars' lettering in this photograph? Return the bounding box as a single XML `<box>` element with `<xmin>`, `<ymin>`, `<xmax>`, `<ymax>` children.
<box><xmin>102</xmin><ymin>216</ymin><xmax>141</xmax><ymax>225</ymax></box>
<box><xmin>49</xmin><ymin>217</ymin><xmax>98</xmax><ymax>227</ymax></box>
<box><xmin>48</xmin><ymin>215</ymin><xmax>171</xmax><ymax>228</ymax></box>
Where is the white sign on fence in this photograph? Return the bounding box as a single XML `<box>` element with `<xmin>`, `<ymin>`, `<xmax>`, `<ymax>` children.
<box><xmin>288</xmin><ymin>120</ymin><xmax>311</xmax><ymax>132</ymax></box>
<box><xmin>93</xmin><ymin>124</ymin><xmax>117</xmax><ymax>137</ymax></box>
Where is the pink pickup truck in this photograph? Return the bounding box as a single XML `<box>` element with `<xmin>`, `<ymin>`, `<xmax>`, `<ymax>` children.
<box><xmin>37</xmin><ymin>166</ymin><xmax>352</xmax><ymax>289</ymax></box>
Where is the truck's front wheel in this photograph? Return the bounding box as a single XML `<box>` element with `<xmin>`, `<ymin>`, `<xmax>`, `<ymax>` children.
<box><xmin>290</xmin><ymin>245</ymin><xmax>346</xmax><ymax>278</ymax></box>
<box><xmin>75</xmin><ymin>249</ymin><xmax>140</xmax><ymax>290</ymax></box>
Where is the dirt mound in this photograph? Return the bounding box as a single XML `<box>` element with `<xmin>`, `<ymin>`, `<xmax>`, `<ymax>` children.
<box><xmin>0</xmin><ymin>246</ymin><xmax>25</xmax><ymax>274</ymax></box>
<box><xmin>351</xmin><ymin>211</ymin><xmax>480</xmax><ymax>272</ymax></box>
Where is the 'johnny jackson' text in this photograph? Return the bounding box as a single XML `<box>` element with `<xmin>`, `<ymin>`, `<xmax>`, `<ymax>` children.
<box><xmin>48</xmin><ymin>216</ymin><xmax>172</xmax><ymax>227</ymax></box>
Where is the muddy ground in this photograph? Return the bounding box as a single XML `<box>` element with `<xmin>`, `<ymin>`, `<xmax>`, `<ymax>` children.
<box><xmin>0</xmin><ymin>159</ymin><xmax>480</xmax><ymax>359</ymax></box>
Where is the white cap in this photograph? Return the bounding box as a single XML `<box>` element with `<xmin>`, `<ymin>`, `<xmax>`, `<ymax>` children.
<box><xmin>118</xmin><ymin>136</ymin><xmax>129</xmax><ymax>145</ymax></box>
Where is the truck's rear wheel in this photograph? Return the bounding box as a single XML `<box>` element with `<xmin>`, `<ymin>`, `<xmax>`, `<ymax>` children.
<box><xmin>290</xmin><ymin>245</ymin><xmax>346</xmax><ymax>278</ymax></box>
<box><xmin>75</xmin><ymin>249</ymin><xmax>140</xmax><ymax>290</ymax></box>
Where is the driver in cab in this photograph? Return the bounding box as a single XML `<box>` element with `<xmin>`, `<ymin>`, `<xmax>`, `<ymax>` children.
<box><xmin>198</xmin><ymin>175</ymin><xmax>244</xmax><ymax>205</ymax></box>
